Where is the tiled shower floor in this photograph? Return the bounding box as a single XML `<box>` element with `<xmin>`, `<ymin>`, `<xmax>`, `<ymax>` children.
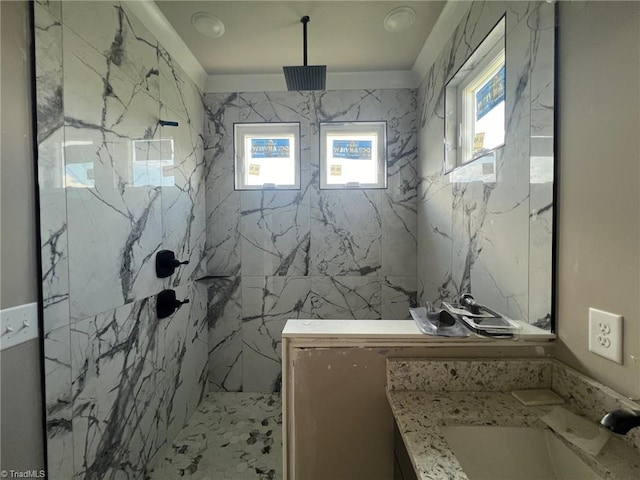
<box><xmin>148</xmin><ymin>393</ymin><xmax>282</xmax><ymax>480</ymax></box>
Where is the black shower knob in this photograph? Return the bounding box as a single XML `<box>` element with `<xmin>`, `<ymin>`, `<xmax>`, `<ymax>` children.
<box><xmin>156</xmin><ymin>250</ymin><xmax>189</xmax><ymax>278</ymax></box>
<box><xmin>156</xmin><ymin>289</ymin><xmax>190</xmax><ymax>319</ymax></box>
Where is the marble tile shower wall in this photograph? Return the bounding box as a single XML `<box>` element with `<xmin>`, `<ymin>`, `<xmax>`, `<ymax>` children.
<box><xmin>204</xmin><ymin>90</ymin><xmax>418</xmax><ymax>392</ymax></box>
<box><xmin>416</xmin><ymin>1</ymin><xmax>554</xmax><ymax>325</ymax></box>
<box><xmin>35</xmin><ymin>1</ymin><xmax>207</xmax><ymax>478</ymax></box>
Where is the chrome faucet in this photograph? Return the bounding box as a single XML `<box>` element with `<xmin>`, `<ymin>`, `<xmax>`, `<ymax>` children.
<box><xmin>600</xmin><ymin>409</ymin><xmax>640</xmax><ymax>434</ymax></box>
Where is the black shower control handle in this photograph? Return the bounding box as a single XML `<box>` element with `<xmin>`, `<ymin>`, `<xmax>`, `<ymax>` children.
<box><xmin>157</xmin><ymin>289</ymin><xmax>189</xmax><ymax>319</ymax></box>
<box><xmin>156</xmin><ymin>250</ymin><xmax>188</xmax><ymax>278</ymax></box>
<box><xmin>170</xmin><ymin>258</ymin><xmax>190</xmax><ymax>268</ymax></box>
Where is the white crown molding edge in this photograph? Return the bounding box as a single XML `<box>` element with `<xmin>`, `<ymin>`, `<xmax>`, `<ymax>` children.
<box><xmin>124</xmin><ymin>0</ymin><xmax>208</xmax><ymax>91</ymax></box>
<box><xmin>411</xmin><ymin>0</ymin><xmax>473</xmax><ymax>87</ymax></box>
<box><xmin>204</xmin><ymin>70</ymin><xmax>417</xmax><ymax>93</ymax></box>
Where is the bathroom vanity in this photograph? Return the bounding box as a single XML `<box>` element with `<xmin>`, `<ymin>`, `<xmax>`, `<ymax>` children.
<box><xmin>387</xmin><ymin>358</ymin><xmax>640</xmax><ymax>480</ymax></box>
<box><xmin>281</xmin><ymin>319</ymin><xmax>554</xmax><ymax>480</ymax></box>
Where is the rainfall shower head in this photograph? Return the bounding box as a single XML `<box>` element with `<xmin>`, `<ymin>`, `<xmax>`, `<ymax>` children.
<box><xmin>283</xmin><ymin>16</ymin><xmax>326</xmax><ymax>91</ymax></box>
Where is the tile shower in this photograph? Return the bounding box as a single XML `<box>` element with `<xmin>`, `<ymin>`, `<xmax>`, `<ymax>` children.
<box><xmin>204</xmin><ymin>90</ymin><xmax>419</xmax><ymax>393</ymax></box>
<box><xmin>416</xmin><ymin>1</ymin><xmax>554</xmax><ymax>326</ymax></box>
<box><xmin>36</xmin><ymin>1</ymin><xmax>207</xmax><ymax>477</ymax></box>
<box><xmin>35</xmin><ymin>1</ymin><xmax>418</xmax><ymax>477</ymax></box>
<box><xmin>34</xmin><ymin>1</ymin><xmax>553</xmax><ymax>477</ymax></box>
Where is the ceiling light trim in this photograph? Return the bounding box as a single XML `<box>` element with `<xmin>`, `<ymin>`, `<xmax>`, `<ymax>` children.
<box><xmin>192</xmin><ymin>12</ymin><xmax>225</xmax><ymax>39</ymax></box>
<box><xmin>384</xmin><ymin>6</ymin><xmax>416</xmax><ymax>33</ymax></box>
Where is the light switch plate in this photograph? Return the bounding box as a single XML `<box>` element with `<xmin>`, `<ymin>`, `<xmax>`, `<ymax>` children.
<box><xmin>588</xmin><ymin>308</ymin><xmax>623</xmax><ymax>364</ymax></box>
<box><xmin>0</xmin><ymin>302</ymin><xmax>39</xmax><ymax>351</ymax></box>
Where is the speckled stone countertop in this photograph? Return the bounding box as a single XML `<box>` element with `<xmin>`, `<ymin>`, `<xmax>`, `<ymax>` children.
<box><xmin>387</xmin><ymin>359</ymin><xmax>640</xmax><ymax>480</ymax></box>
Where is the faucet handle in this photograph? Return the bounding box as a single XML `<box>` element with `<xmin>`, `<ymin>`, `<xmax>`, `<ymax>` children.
<box><xmin>601</xmin><ymin>409</ymin><xmax>640</xmax><ymax>435</ymax></box>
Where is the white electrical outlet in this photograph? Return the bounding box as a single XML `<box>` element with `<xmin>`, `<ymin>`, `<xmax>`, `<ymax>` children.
<box><xmin>588</xmin><ymin>308</ymin><xmax>623</xmax><ymax>364</ymax></box>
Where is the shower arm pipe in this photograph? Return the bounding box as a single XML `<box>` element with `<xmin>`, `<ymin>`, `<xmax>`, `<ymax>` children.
<box><xmin>301</xmin><ymin>16</ymin><xmax>309</xmax><ymax>66</ymax></box>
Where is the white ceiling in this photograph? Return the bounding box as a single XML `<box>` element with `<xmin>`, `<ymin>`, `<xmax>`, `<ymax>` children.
<box><xmin>155</xmin><ymin>1</ymin><xmax>447</xmax><ymax>76</ymax></box>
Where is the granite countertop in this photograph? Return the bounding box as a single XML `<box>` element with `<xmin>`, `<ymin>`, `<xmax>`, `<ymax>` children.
<box><xmin>387</xmin><ymin>389</ymin><xmax>640</xmax><ymax>480</ymax></box>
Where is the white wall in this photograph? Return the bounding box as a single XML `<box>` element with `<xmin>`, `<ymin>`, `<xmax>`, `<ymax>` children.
<box><xmin>555</xmin><ymin>0</ymin><xmax>640</xmax><ymax>399</ymax></box>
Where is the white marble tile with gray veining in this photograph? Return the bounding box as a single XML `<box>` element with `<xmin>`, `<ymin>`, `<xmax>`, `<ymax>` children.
<box><xmin>207</xmin><ymin>277</ymin><xmax>243</xmax><ymax>392</ymax></box>
<box><xmin>235</xmin><ymin>91</ymin><xmax>315</xmax><ymax>190</ymax></box>
<box><xmin>70</xmin><ymin>298</ymin><xmax>164</xmax><ymax>478</ymax></box>
<box><xmin>382</xmin><ymin>89</ymin><xmax>419</xmax><ymax>199</ymax></box>
<box><xmin>242</xmin><ymin>276</ymin><xmax>311</xmax><ymax>392</ymax></box>
<box><xmin>416</xmin><ymin>1</ymin><xmax>554</xmax><ymax>325</ymax></box>
<box><xmin>36</xmin><ymin>0</ymin><xmax>62</xmax><ymax>20</ymax></box>
<box><xmin>36</xmin><ymin>2</ymin><xmax>209</xmax><ymax>479</ymax></box>
<box><xmin>158</xmin><ymin>46</ymin><xmax>204</xmax><ymax>134</ymax></box>
<box><xmin>313</xmin><ymin>89</ymin><xmax>384</xmax><ymax>123</ymax></box>
<box><xmin>66</xmin><ymin>183</ymin><xmax>164</xmax><ymax>321</ymax></box>
<box><xmin>382</xmin><ymin>276</ymin><xmax>417</xmax><ymax>320</ymax></box>
<box><xmin>416</xmin><ymin>168</ymin><xmax>454</xmax><ymax>307</ymax></box>
<box><xmin>62</xmin><ymin>23</ymin><xmax>165</xmax><ymax>320</ymax></box>
<box><xmin>204</xmin><ymin>94</ymin><xmax>242</xmax><ymax>276</ymax></box>
<box><xmin>43</xmin><ymin>325</ymin><xmax>74</xmax><ymax>479</ymax></box>
<box><xmin>40</xmin><ymin>187</ymin><xmax>70</xmax><ymax>334</ymax></box>
<box><xmin>528</xmin><ymin>2</ymin><xmax>555</xmax><ymax>328</ymax></box>
<box><xmin>240</xmin><ymin>190</ymin><xmax>311</xmax><ymax>277</ymax></box>
<box><xmin>161</xmin><ymin>282</ymin><xmax>209</xmax><ymax>444</ymax></box>
<box><xmin>70</xmin><ymin>286</ymin><xmax>208</xmax><ymax>479</ymax></box>
<box><xmin>450</xmin><ymin>157</ymin><xmax>529</xmax><ymax>321</ymax></box>
<box><xmin>35</xmin><ymin>4</ymin><xmax>69</xmax><ymax>334</ymax></box>
<box><xmin>34</xmin><ymin>3</ymin><xmax>63</xmax><ymax>147</ymax></box>
<box><xmin>203</xmin><ymin>88</ymin><xmax>420</xmax><ymax>397</ymax></box>
<box><xmin>381</xmin><ymin>192</ymin><xmax>417</xmax><ymax>277</ymax></box>
<box><xmin>161</xmin><ymin>123</ymin><xmax>207</xmax><ymax>286</ymax></box>
<box><xmin>310</xmin><ymin>189</ymin><xmax>382</xmax><ymax>276</ymax></box>
<box><xmin>310</xmin><ymin>276</ymin><xmax>381</xmax><ymax>320</ymax></box>
<box><xmin>64</xmin><ymin>1</ymin><xmax>160</xmax><ymax>95</ymax></box>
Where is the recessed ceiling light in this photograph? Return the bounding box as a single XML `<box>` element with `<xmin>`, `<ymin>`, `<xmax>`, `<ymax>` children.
<box><xmin>191</xmin><ymin>12</ymin><xmax>225</xmax><ymax>38</ymax></box>
<box><xmin>383</xmin><ymin>6</ymin><xmax>416</xmax><ymax>33</ymax></box>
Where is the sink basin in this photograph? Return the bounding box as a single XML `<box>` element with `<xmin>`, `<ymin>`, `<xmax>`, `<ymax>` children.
<box><xmin>440</xmin><ymin>426</ymin><xmax>604</xmax><ymax>480</ymax></box>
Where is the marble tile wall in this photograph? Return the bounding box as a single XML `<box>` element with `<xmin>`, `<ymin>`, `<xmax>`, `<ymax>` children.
<box><xmin>416</xmin><ymin>1</ymin><xmax>555</xmax><ymax>325</ymax></box>
<box><xmin>205</xmin><ymin>90</ymin><xmax>419</xmax><ymax>392</ymax></box>
<box><xmin>34</xmin><ymin>1</ymin><xmax>207</xmax><ymax>477</ymax></box>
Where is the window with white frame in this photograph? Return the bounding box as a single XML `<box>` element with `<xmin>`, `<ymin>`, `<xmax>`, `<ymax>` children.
<box><xmin>319</xmin><ymin>121</ymin><xmax>387</xmax><ymax>189</ymax></box>
<box><xmin>445</xmin><ymin>17</ymin><xmax>506</xmax><ymax>172</ymax></box>
<box><xmin>234</xmin><ymin>123</ymin><xmax>300</xmax><ymax>190</ymax></box>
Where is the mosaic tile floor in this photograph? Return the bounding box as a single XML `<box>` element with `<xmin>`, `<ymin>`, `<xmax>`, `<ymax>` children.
<box><xmin>148</xmin><ymin>393</ymin><xmax>282</xmax><ymax>480</ymax></box>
